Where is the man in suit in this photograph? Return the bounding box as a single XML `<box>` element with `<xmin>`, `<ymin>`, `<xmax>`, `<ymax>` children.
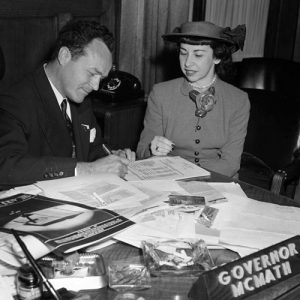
<box><xmin>0</xmin><ymin>19</ymin><xmax>135</xmax><ymax>188</ymax></box>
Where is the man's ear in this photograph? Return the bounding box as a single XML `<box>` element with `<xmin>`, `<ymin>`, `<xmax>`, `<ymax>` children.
<box><xmin>57</xmin><ymin>46</ymin><xmax>71</xmax><ymax>65</ymax></box>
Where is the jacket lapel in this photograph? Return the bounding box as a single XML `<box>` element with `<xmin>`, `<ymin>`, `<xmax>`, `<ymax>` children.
<box><xmin>70</xmin><ymin>103</ymin><xmax>90</xmax><ymax>161</ymax></box>
<box><xmin>33</xmin><ymin>67</ymin><xmax>73</xmax><ymax>157</ymax></box>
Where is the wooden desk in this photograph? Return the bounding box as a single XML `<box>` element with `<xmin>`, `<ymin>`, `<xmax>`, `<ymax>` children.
<box><xmin>70</xmin><ymin>173</ymin><xmax>300</xmax><ymax>300</ymax></box>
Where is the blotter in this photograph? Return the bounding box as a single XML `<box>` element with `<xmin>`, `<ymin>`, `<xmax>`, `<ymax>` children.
<box><xmin>188</xmin><ymin>235</ymin><xmax>300</xmax><ymax>300</ymax></box>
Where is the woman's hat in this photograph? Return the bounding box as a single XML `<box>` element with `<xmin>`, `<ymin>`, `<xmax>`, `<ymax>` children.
<box><xmin>162</xmin><ymin>21</ymin><xmax>246</xmax><ymax>53</ymax></box>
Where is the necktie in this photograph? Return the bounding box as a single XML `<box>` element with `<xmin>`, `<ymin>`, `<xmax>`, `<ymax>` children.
<box><xmin>61</xmin><ymin>99</ymin><xmax>76</xmax><ymax>158</ymax></box>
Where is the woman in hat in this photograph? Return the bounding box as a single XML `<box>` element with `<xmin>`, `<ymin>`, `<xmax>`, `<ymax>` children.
<box><xmin>136</xmin><ymin>21</ymin><xmax>250</xmax><ymax>177</ymax></box>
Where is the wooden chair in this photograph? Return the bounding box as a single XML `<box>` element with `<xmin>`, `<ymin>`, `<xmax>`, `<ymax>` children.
<box><xmin>230</xmin><ymin>58</ymin><xmax>300</xmax><ymax>198</ymax></box>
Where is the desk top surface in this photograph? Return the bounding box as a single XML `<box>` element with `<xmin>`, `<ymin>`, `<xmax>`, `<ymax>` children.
<box><xmin>73</xmin><ymin>173</ymin><xmax>300</xmax><ymax>300</ymax></box>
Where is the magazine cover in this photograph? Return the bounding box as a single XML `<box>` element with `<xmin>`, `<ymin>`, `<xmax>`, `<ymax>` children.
<box><xmin>0</xmin><ymin>193</ymin><xmax>134</xmax><ymax>253</ymax></box>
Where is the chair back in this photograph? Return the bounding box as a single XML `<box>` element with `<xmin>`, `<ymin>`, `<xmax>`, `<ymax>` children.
<box><xmin>243</xmin><ymin>88</ymin><xmax>300</xmax><ymax>170</ymax></box>
<box><xmin>232</xmin><ymin>58</ymin><xmax>300</xmax><ymax>171</ymax></box>
<box><xmin>233</xmin><ymin>57</ymin><xmax>300</xmax><ymax>94</ymax></box>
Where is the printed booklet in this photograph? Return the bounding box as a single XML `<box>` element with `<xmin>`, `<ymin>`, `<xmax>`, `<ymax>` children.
<box><xmin>0</xmin><ymin>193</ymin><xmax>134</xmax><ymax>253</ymax></box>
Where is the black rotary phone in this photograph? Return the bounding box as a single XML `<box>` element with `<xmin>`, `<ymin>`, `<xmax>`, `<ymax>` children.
<box><xmin>94</xmin><ymin>66</ymin><xmax>144</xmax><ymax>102</ymax></box>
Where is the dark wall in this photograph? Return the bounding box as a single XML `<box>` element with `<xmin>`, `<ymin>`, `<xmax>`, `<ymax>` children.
<box><xmin>264</xmin><ymin>0</ymin><xmax>300</xmax><ymax>61</ymax></box>
<box><xmin>0</xmin><ymin>0</ymin><xmax>119</xmax><ymax>92</ymax></box>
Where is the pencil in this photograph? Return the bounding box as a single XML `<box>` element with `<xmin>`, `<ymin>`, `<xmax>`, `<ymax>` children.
<box><xmin>11</xmin><ymin>229</ymin><xmax>62</xmax><ymax>300</ymax></box>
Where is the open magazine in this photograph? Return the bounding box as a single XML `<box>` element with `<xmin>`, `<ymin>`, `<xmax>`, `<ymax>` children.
<box><xmin>0</xmin><ymin>193</ymin><xmax>134</xmax><ymax>253</ymax></box>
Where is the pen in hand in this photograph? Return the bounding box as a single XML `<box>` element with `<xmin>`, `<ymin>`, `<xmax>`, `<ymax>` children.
<box><xmin>102</xmin><ymin>143</ymin><xmax>134</xmax><ymax>162</ymax></box>
<box><xmin>102</xmin><ymin>143</ymin><xmax>112</xmax><ymax>155</ymax></box>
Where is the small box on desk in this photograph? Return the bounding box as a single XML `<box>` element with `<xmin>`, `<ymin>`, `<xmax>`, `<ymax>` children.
<box><xmin>188</xmin><ymin>235</ymin><xmax>300</xmax><ymax>300</ymax></box>
<box><xmin>38</xmin><ymin>253</ymin><xmax>107</xmax><ymax>292</ymax></box>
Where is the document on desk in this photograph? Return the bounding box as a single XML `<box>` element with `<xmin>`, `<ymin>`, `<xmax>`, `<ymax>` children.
<box><xmin>36</xmin><ymin>174</ymin><xmax>149</xmax><ymax>211</ymax></box>
<box><xmin>0</xmin><ymin>184</ymin><xmax>41</xmax><ymax>199</ymax></box>
<box><xmin>211</xmin><ymin>192</ymin><xmax>300</xmax><ymax>254</ymax></box>
<box><xmin>125</xmin><ymin>156</ymin><xmax>211</xmax><ymax>181</ymax></box>
<box><xmin>115</xmin><ymin>221</ymin><xmax>220</xmax><ymax>249</ymax></box>
<box><xmin>176</xmin><ymin>181</ymin><xmax>228</xmax><ymax>204</ymax></box>
<box><xmin>111</xmin><ymin>179</ymin><xmax>239</xmax><ymax>249</ymax></box>
<box><xmin>0</xmin><ymin>275</ymin><xmax>14</xmax><ymax>300</ymax></box>
<box><xmin>114</xmin><ymin>201</ymin><xmax>220</xmax><ymax>249</ymax></box>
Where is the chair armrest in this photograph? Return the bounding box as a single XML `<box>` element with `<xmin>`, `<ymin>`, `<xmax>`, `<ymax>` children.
<box><xmin>284</xmin><ymin>158</ymin><xmax>300</xmax><ymax>183</ymax></box>
<box><xmin>270</xmin><ymin>159</ymin><xmax>300</xmax><ymax>196</ymax></box>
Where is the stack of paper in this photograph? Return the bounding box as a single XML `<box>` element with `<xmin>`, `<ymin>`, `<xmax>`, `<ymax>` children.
<box><xmin>211</xmin><ymin>192</ymin><xmax>300</xmax><ymax>255</ymax></box>
<box><xmin>36</xmin><ymin>174</ymin><xmax>149</xmax><ymax>211</ymax></box>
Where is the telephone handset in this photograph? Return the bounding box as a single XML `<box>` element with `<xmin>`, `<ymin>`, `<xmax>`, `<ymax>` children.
<box><xmin>95</xmin><ymin>66</ymin><xmax>144</xmax><ymax>102</ymax></box>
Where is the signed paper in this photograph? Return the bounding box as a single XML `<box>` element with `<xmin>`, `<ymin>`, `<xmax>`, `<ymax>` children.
<box><xmin>126</xmin><ymin>156</ymin><xmax>211</xmax><ymax>181</ymax></box>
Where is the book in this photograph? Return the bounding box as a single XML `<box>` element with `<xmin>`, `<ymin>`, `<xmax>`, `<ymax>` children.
<box><xmin>0</xmin><ymin>193</ymin><xmax>134</xmax><ymax>253</ymax></box>
<box><xmin>125</xmin><ymin>156</ymin><xmax>211</xmax><ymax>181</ymax></box>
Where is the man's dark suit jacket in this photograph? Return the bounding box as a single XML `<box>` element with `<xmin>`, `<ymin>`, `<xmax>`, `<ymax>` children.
<box><xmin>0</xmin><ymin>66</ymin><xmax>106</xmax><ymax>188</ymax></box>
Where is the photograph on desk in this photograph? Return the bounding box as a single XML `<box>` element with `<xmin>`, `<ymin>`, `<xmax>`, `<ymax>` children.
<box><xmin>0</xmin><ymin>193</ymin><xmax>134</xmax><ymax>253</ymax></box>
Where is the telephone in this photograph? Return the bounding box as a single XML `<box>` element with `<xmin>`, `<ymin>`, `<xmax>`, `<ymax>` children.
<box><xmin>94</xmin><ymin>67</ymin><xmax>144</xmax><ymax>102</ymax></box>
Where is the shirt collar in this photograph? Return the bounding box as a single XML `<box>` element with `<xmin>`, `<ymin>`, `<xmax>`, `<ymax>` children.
<box><xmin>43</xmin><ymin>63</ymin><xmax>65</xmax><ymax>106</ymax></box>
<box><xmin>43</xmin><ymin>64</ymin><xmax>72</xmax><ymax>119</ymax></box>
<box><xmin>180</xmin><ymin>76</ymin><xmax>219</xmax><ymax>96</ymax></box>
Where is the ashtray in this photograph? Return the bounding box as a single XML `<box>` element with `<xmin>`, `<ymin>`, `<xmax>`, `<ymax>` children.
<box><xmin>108</xmin><ymin>261</ymin><xmax>151</xmax><ymax>292</ymax></box>
<box><xmin>38</xmin><ymin>252</ymin><xmax>107</xmax><ymax>291</ymax></box>
<box><xmin>142</xmin><ymin>239</ymin><xmax>214</xmax><ymax>277</ymax></box>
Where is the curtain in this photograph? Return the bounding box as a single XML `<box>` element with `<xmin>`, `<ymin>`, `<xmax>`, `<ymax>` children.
<box><xmin>118</xmin><ymin>0</ymin><xmax>193</xmax><ymax>95</ymax></box>
<box><xmin>264</xmin><ymin>0</ymin><xmax>300</xmax><ymax>61</ymax></box>
<box><xmin>205</xmin><ymin>0</ymin><xmax>270</xmax><ymax>61</ymax></box>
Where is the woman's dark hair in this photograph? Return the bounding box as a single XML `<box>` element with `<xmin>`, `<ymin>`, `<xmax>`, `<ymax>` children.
<box><xmin>50</xmin><ymin>19</ymin><xmax>114</xmax><ymax>61</ymax></box>
<box><xmin>178</xmin><ymin>37</ymin><xmax>234</xmax><ymax>80</ymax></box>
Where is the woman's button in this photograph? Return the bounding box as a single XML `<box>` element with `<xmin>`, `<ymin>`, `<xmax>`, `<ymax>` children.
<box><xmin>195</xmin><ymin>139</ymin><xmax>200</xmax><ymax>144</ymax></box>
<box><xmin>196</xmin><ymin>125</ymin><xmax>201</xmax><ymax>131</ymax></box>
<box><xmin>195</xmin><ymin>158</ymin><xmax>199</xmax><ymax>163</ymax></box>
<box><xmin>194</xmin><ymin>151</ymin><xmax>199</xmax><ymax>156</ymax></box>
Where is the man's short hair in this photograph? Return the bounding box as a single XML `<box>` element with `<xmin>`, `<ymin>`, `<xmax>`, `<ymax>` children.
<box><xmin>50</xmin><ymin>19</ymin><xmax>114</xmax><ymax>60</ymax></box>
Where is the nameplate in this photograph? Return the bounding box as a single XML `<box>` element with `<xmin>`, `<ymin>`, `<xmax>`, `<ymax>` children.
<box><xmin>188</xmin><ymin>235</ymin><xmax>300</xmax><ymax>300</ymax></box>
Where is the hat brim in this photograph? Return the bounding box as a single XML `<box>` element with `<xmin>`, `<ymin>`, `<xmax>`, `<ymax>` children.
<box><xmin>162</xmin><ymin>33</ymin><xmax>235</xmax><ymax>45</ymax></box>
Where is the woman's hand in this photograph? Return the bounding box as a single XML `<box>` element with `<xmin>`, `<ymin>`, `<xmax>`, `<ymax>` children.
<box><xmin>112</xmin><ymin>148</ymin><xmax>136</xmax><ymax>162</ymax></box>
<box><xmin>150</xmin><ymin>136</ymin><xmax>174</xmax><ymax>156</ymax></box>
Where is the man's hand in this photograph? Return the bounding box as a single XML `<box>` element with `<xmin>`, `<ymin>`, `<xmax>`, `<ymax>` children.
<box><xmin>112</xmin><ymin>148</ymin><xmax>136</xmax><ymax>162</ymax></box>
<box><xmin>150</xmin><ymin>136</ymin><xmax>174</xmax><ymax>156</ymax></box>
<box><xmin>76</xmin><ymin>155</ymin><xmax>130</xmax><ymax>179</ymax></box>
